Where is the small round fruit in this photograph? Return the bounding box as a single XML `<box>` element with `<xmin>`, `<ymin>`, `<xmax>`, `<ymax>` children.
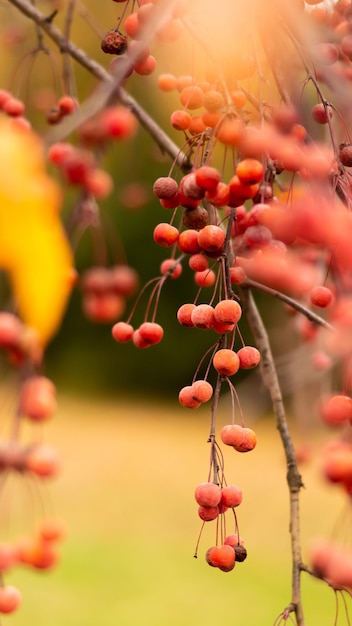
<box><xmin>153</xmin><ymin>223</ymin><xmax>179</xmax><ymax>247</ymax></box>
<box><xmin>221</xmin><ymin>484</ymin><xmax>243</xmax><ymax>507</ymax></box>
<box><xmin>237</xmin><ymin>346</ymin><xmax>261</xmax><ymax>369</ymax></box>
<box><xmin>112</xmin><ymin>321</ymin><xmax>134</xmax><ymax>343</ymax></box>
<box><xmin>19</xmin><ymin>376</ymin><xmax>57</xmax><ymax>422</ymax></box>
<box><xmin>213</xmin><ymin>349</ymin><xmax>240</xmax><ymax>376</ymax></box>
<box><xmin>194</xmin><ymin>482</ymin><xmax>221</xmax><ymax>507</ymax></box>
<box><xmin>191</xmin><ymin>380</ymin><xmax>213</xmax><ymax>403</ymax></box>
<box><xmin>0</xmin><ymin>585</ymin><xmax>21</xmax><ymax>614</ymax></box>
<box><xmin>198</xmin><ymin>505</ymin><xmax>219</xmax><ymax>521</ymax></box>
<box><xmin>220</xmin><ymin>424</ymin><xmax>257</xmax><ymax>452</ymax></box>
<box><xmin>191</xmin><ymin>304</ymin><xmax>215</xmax><ymax>330</ymax></box>
<box><xmin>214</xmin><ymin>300</ymin><xmax>242</xmax><ymax>325</ymax></box>
<box><xmin>309</xmin><ymin>286</ymin><xmax>333</xmax><ymax>308</ymax></box>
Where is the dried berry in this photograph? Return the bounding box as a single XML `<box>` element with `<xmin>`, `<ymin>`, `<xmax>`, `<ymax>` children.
<box><xmin>101</xmin><ymin>29</ymin><xmax>128</xmax><ymax>55</ymax></box>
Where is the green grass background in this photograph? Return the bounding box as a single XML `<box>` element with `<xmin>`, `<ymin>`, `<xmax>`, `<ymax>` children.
<box><xmin>2</xmin><ymin>394</ymin><xmax>348</xmax><ymax>626</ymax></box>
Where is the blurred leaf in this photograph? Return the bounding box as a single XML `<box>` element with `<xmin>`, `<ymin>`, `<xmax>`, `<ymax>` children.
<box><xmin>0</xmin><ymin>118</ymin><xmax>73</xmax><ymax>346</ymax></box>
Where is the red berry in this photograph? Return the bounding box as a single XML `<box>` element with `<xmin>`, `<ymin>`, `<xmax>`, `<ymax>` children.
<box><xmin>311</xmin><ymin>103</ymin><xmax>332</xmax><ymax>124</ymax></box>
<box><xmin>3</xmin><ymin>97</ymin><xmax>25</xmax><ymax>117</ymax></box>
<box><xmin>195</xmin><ymin>166</ymin><xmax>221</xmax><ymax>191</ymax></box>
<box><xmin>153</xmin><ymin>223</ymin><xmax>179</xmax><ymax>247</ymax></box>
<box><xmin>213</xmin><ymin>349</ymin><xmax>240</xmax><ymax>376</ymax></box>
<box><xmin>221</xmin><ymin>485</ymin><xmax>243</xmax><ymax>508</ymax></box>
<box><xmin>178</xmin><ymin>386</ymin><xmax>200</xmax><ymax>408</ymax></box>
<box><xmin>220</xmin><ymin>424</ymin><xmax>257</xmax><ymax>452</ymax></box>
<box><xmin>153</xmin><ymin>177</ymin><xmax>179</xmax><ymax>199</ymax></box>
<box><xmin>320</xmin><ymin>394</ymin><xmax>352</xmax><ymax>426</ymax></box>
<box><xmin>191</xmin><ymin>304</ymin><xmax>215</xmax><ymax>329</ymax></box>
<box><xmin>112</xmin><ymin>321</ymin><xmax>134</xmax><ymax>343</ymax></box>
<box><xmin>25</xmin><ymin>444</ymin><xmax>60</xmax><ymax>477</ymax></box>
<box><xmin>237</xmin><ymin>346</ymin><xmax>261</xmax><ymax>369</ymax></box>
<box><xmin>19</xmin><ymin>376</ymin><xmax>57</xmax><ymax>422</ymax></box>
<box><xmin>160</xmin><ymin>259</ymin><xmax>182</xmax><ymax>279</ymax></box>
<box><xmin>191</xmin><ymin>380</ymin><xmax>213</xmax><ymax>403</ymax></box>
<box><xmin>214</xmin><ymin>300</ymin><xmax>242</xmax><ymax>325</ymax></box>
<box><xmin>198</xmin><ymin>505</ymin><xmax>219</xmax><ymax>521</ymax></box>
<box><xmin>194</xmin><ymin>269</ymin><xmax>216</xmax><ymax>287</ymax></box>
<box><xmin>236</xmin><ymin>158</ymin><xmax>264</xmax><ymax>185</ymax></box>
<box><xmin>194</xmin><ymin>482</ymin><xmax>221</xmax><ymax>507</ymax></box>
<box><xmin>177</xmin><ymin>303</ymin><xmax>196</xmax><ymax>327</ymax></box>
<box><xmin>309</xmin><ymin>286</ymin><xmax>333</xmax><ymax>308</ymax></box>
<box><xmin>206</xmin><ymin>545</ymin><xmax>236</xmax><ymax>569</ymax></box>
<box><xmin>138</xmin><ymin>322</ymin><xmax>164</xmax><ymax>346</ymax></box>
<box><xmin>189</xmin><ymin>253</ymin><xmax>208</xmax><ymax>272</ymax></box>
<box><xmin>0</xmin><ymin>585</ymin><xmax>21</xmax><ymax>614</ymax></box>
<box><xmin>178</xmin><ymin>229</ymin><xmax>202</xmax><ymax>254</ymax></box>
<box><xmin>0</xmin><ymin>313</ymin><xmax>22</xmax><ymax>349</ymax></box>
<box><xmin>197</xmin><ymin>225</ymin><xmax>226</xmax><ymax>253</ymax></box>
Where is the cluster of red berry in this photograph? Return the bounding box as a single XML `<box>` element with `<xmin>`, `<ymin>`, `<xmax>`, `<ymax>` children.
<box><xmin>0</xmin><ymin>313</ymin><xmax>63</xmax><ymax>614</ymax></box>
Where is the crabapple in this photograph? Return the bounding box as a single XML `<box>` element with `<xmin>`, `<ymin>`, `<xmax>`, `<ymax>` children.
<box><xmin>177</xmin><ymin>303</ymin><xmax>196</xmax><ymax>327</ymax></box>
<box><xmin>309</xmin><ymin>285</ymin><xmax>333</xmax><ymax>307</ymax></box>
<box><xmin>19</xmin><ymin>376</ymin><xmax>57</xmax><ymax>422</ymax></box>
<box><xmin>0</xmin><ymin>312</ymin><xmax>22</xmax><ymax>348</ymax></box>
<box><xmin>194</xmin><ymin>482</ymin><xmax>222</xmax><ymax>507</ymax></box>
<box><xmin>213</xmin><ymin>349</ymin><xmax>240</xmax><ymax>376</ymax></box>
<box><xmin>110</xmin><ymin>265</ymin><xmax>139</xmax><ymax>297</ymax></box>
<box><xmin>206</xmin><ymin>545</ymin><xmax>236</xmax><ymax>569</ymax></box>
<box><xmin>0</xmin><ymin>586</ymin><xmax>21</xmax><ymax>614</ymax></box>
<box><xmin>25</xmin><ymin>444</ymin><xmax>60</xmax><ymax>477</ymax></box>
<box><xmin>195</xmin><ymin>166</ymin><xmax>221</xmax><ymax>191</ymax></box>
<box><xmin>198</xmin><ymin>505</ymin><xmax>219</xmax><ymax>521</ymax></box>
<box><xmin>214</xmin><ymin>300</ymin><xmax>242</xmax><ymax>325</ymax></box>
<box><xmin>191</xmin><ymin>304</ymin><xmax>215</xmax><ymax>329</ymax></box>
<box><xmin>189</xmin><ymin>253</ymin><xmax>208</xmax><ymax>272</ymax></box>
<box><xmin>320</xmin><ymin>394</ymin><xmax>352</xmax><ymax>426</ymax></box>
<box><xmin>230</xmin><ymin>266</ymin><xmax>246</xmax><ymax>285</ymax></box>
<box><xmin>191</xmin><ymin>380</ymin><xmax>213</xmax><ymax>403</ymax></box>
<box><xmin>112</xmin><ymin>321</ymin><xmax>134</xmax><ymax>343</ymax></box>
<box><xmin>220</xmin><ymin>424</ymin><xmax>257</xmax><ymax>452</ymax></box>
<box><xmin>153</xmin><ymin>176</ymin><xmax>179</xmax><ymax>199</ymax></box>
<box><xmin>194</xmin><ymin>269</ymin><xmax>216</xmax><ymax>287</ymax></box>
<box><xmin>237</xmin><ymin>346</ymin><xmax>261</xmax><ymax>369</ymax></box>
<box><xmin>311</xmin><ymin>103</ymin><xmax>332</xmax><ymax>124</ymax></box>
<box><xmin>236</xmin><ymin>158</ymin><xmax>264</xmax><ymax>185</ymax></box>
<box><xmin>178</xmin><ymin>229</ymin><xmax>202</xmax><ymax>254</ymax></box>
<box><xmin>160</xmin><ymin>259</ymin><xmax>182</xmax><ymax>279</ymax></box>
<box><xmin>179</xmin><ymin>386</ymin><xmax>201</xmax><ymax>408</ymax></box>
<box><xmin>221</xmin><ymin>485</ymin><xmax>243</xmax><ymax>507</ymax></box>
<box><xmin>197</xmin><ymin>225</ymin><xmax>226</xmax><ymax>253</ymax></box>
<box><xmin>153</xmin><ymin>223</ymin><xmax>179</xmax><ymax>247</ymax></box>
<box><xmin>138</xmin><ymin>322</ymin><xmax>164</xmax><ymax>345</ymax></box>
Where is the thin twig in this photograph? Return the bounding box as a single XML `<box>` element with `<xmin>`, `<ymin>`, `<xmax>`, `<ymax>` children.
<box><xmin>243</xmin><ymin>277</ymin><xmax>334</xmax><ymax>332</ymax></box>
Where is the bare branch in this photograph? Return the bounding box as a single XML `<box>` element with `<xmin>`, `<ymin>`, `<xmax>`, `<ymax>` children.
<box><xmin>6</xmin><ymin>0</ymin><xmax>188</xmax><ymax>168</ymax></box>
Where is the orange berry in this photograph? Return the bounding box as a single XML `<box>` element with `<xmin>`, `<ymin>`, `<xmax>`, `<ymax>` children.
<box><xmin>0</xmin><ymin>586</ymin><xmax>21</xmax><ymax>614</ymax></box>
<box><xmin>179</xmin><ymin>85</ymin><xmax>203</xmax><ymax>110</ymax></box>
<box><xmin>170</xmin><ymin>109</ymin><xmax>191</xmax><ymax>130</ymax></box>
<box><xmin>214</xmin><ymin>300</ymin><xmax>242</xmax><ymax>325</ymax></box>
<box><xmin>236</xmin><ymin>158</ymin><xmax>264</xmax><ymax>185</ymax></box>
<box><xmin>213</xmin><ymin>349</ymin><xmax>240</xmax><ymax>376</ymax></box>
<box><xmin>237</xmin><ymin>346</ymin><xmax>261</xmax><ymax>369</ymax></box>
<box><xmin>215</xmin><ymin>117</ymin><xmax>244</xmax><ymax>146</ymax></box>
<box><xmin>195</xmin><ymin>482</ymin><xmax>221</xmax><ymax>507</ymax></box>
<box><xmin>157</xmin><ymin>73</ymin><xmax>177</xmax><ymax>91</ymax></box>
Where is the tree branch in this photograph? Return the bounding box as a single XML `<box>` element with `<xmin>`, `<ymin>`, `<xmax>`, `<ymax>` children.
<box><xmin>239</xmin><ymin>286</ymin><xmax>305</xmax><ymax>626</ymax></box>
<box><xmin>6</xmin><ymin>0</ymin><xmax>188</xmax><ymax>168</ymax></box>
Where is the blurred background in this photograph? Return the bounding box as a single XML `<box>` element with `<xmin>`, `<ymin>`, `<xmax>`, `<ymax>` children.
<box><xmin>0</xmin><ymin>1</ymin><xmax>349</xmax><ymax>625</ymax></box>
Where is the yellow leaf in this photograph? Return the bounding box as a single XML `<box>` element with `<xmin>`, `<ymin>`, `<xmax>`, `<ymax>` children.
<box><xmin>0</xmin><ymin>118</ymin><xmax>74</xmax><ymax>346</ymax></box>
